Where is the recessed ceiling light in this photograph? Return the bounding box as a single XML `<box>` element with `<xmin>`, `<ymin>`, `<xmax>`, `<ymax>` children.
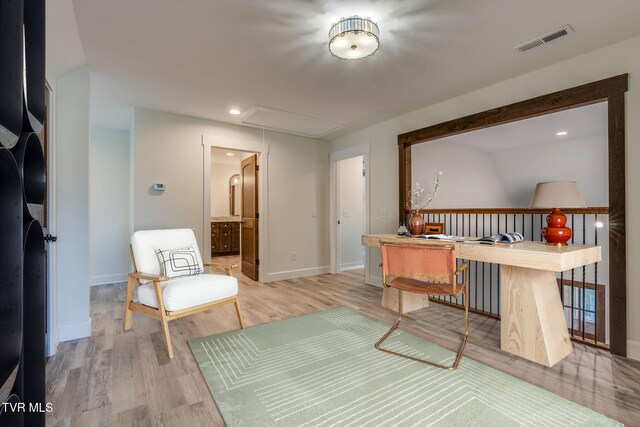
<box><xmin>556</xmin><ymin>131</ymin><xmax>568</xmax><ymax>136</ymax></box>
<box><xmin>229</xmin><ymin>109</ymin><xmax>241</xmax><ymax>115</ymax></box>
<box><xmin>226</xmin><ymin>152</ymin><xmax>235</xmax><ymax>156</ymax></box>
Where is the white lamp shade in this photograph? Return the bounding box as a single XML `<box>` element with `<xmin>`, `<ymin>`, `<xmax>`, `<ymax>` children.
<box><xmin>528</xmin><ymin>181</ymin><xmax>587</xmax><ymax>208</ymax></box>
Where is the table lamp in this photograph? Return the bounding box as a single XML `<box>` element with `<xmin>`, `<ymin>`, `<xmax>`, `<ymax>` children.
<box><xmin>528</xmin><ymin>181</ymin><xmax>586</xmax><ymax>245</ymax></box>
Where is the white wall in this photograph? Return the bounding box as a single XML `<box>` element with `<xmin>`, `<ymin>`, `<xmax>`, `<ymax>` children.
<box><xmin>338</xmin><ymin>156</ymin><xmax>364</xmax><ymax>270</ymax></box>
<box><xmin>89</xmin><ymin>127</ymin><xmax>131</xmax><ymax>285</ymax></box>
<box><xmin>411</xmin><ymin>142</ymin><xmax>511</xmax><ymax>208</ymax></box>
<box><xmin>330</xmin><ymin>35</ymin><xmax>640</xmax><ymax>359</ymax></box>
<box><xmin>411</xmin><ymin>133</ymin><xmax>607</xmax><ymax>209</ymax></box>
<box><xmin>132</xmin><ymin>107</ymin><xmax>330</xmax><ymax>280</ymax></box>
<box><xmin>489</xmin><ymin>135</ymin><xmax>608</xmax><ymax>207</ymax></box>
<box><xmin>55</xmin><ymin>66</ymin><xmax>91</xmax><ymax>341</ymax></box>
<box><xmin>211</xmin><ymin>161</ymin><xmax>240</xmax><ymax>217</ymax></box>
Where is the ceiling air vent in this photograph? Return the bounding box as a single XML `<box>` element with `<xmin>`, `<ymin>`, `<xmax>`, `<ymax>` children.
<box><xmin>514</xmin><ymin>25</ymin><xmax>574</xmax><ymax>53</ymax></box>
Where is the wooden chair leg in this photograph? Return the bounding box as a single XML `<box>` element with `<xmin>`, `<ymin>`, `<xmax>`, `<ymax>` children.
<box><xmin>234</xmin><ymin>298</ymin><xmax>245</xmax><ymax>329</ymax></box>
<box><xmin>123</xmin><ymin>275</ymin><xmax>135</xmax><ymax>331</ymax></box>
<box><xmin>159</xmin><ymin>316</ymin><xmax>174</xmax><ymax>359</ymax></box>
<box><xmin>152</xmin><ymin>279</ymin><xmax>174</xmax><ymax>359</ymax></box>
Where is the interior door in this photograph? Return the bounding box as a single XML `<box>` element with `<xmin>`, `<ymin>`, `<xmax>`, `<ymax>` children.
<box><xmin>241</xmin><ymin>154</ymin><xmax>258</xmax><ymax>280</ymax></box>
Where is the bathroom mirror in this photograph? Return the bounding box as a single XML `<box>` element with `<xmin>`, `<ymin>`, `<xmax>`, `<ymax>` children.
<box><xmin>229</xmin><ymin>174</ymin><xmax>241</xmax><ymax>216</ymax></box>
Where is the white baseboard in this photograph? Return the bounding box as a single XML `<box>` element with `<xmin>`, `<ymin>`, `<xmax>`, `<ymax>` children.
<box><xmin>367</xmin><ymin>275</ymin><xmax>383</xmax><ymax>288</ymax></box>
<box><xmin>627</xmin><ymin>340</ymin><xmax>640</xmax><ymax>361</ymax></box>
<box><xmin>265</xmin><ymin>266</ymin><xmax>331</xmax><ymax>282</ymax></box>
<box><xmin>340</xmin><ymin>262</ymin><xmax>364</xmax><ymax>271</ymax></box>
<box><xmin>90</xmin><ymin>273</ymin><xmax>128</xmax><ymax>286</ymax></box>
<box><xmin>58</xmin><ymin>319</ymin><xmax>91</xmax><ymax>342</ymax></box>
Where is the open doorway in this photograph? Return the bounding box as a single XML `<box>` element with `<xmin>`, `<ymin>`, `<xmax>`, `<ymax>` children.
<box><xmin>330</xmin><ymin>143</ymin><xmax>370</xmax><ymax>279</ymax></box>
<box><xmin>209</xmin><ymin>147</ymin><xmax>260</xmax><ymax>281</ymax></box>
<box><xmin>337</xmin><ymin>156</ymin><xmax>365</xmax><ymax>271</ymax></box>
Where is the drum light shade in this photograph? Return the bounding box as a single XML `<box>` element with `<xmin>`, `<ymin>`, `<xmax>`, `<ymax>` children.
<box><xmin>329</xmin><ymin>16</ymin><xmax>379</xmax><ymax>60</ymax></box>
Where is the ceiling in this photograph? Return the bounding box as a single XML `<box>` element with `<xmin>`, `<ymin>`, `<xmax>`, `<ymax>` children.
<box><xmin>63</xmin><ymin>0</ymin><xmax>640</xmax><ymax>137</ymax></box>
<box><xmin>46</xmin><ymin>0</ymin><xmax>85</xmax><ymax>79</ymax></box>
<box><xmin>447</xmin><ymin>102</ymin><xmax>607</xmax><ymax>152</ymax></box>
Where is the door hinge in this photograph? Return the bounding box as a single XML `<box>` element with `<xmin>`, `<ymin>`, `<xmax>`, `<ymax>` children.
<box><xmin>256</xmin><ymin>259</ymin><xmax>260</xmax><ymax>266</ymax></box>
<box><xmin>256</xmin><ymin>165</ymin><xmax>259</xmax><ymax>171</ymax></box>
<box><xmin>44</xmin><ymin>234</ymin><xmax>57</xmax><ymax>243</ymax></box>
<box><xmin>256</xmin><ymin>213</ymin><xmax>259</xmax><ymax>219</ymax></box>
<box><xmin>363</xmin><ymin>169</ymin><xmax>366</xmax><ymax>177</ymax></box>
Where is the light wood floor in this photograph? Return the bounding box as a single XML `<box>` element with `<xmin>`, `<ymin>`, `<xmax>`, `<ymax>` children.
<box><xmin>46</xmin><ymin>257</ymin><xmax>640</xmax><ymax>426</ymax></box>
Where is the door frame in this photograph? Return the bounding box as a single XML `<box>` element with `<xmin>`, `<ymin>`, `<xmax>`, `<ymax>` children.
<box><xmin>45</xmin><ymin>82</ymin><xmax>58</xmax><ymax>357</ymax></box>
<box><xmin>202</xmin><ymin>135</ymin><xmax>268</xmax><ymax>283</ymax></box>
<box><xmin>330</xmin><ymin>143</ymin><xmax>370</xmax><ymax>281</ymax></box>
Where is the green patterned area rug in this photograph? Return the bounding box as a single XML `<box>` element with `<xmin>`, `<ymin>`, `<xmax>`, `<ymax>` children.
<box><xmin>189</xmin><ymin>307</ymin><xmax>620</xmax><ymax>426</ymax></box>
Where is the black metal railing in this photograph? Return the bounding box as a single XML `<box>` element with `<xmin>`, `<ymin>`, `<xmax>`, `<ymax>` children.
<box><xmin>414</xmin><ymin>207</ymin><xmax>609</xmax><ymax>348</ymax></box>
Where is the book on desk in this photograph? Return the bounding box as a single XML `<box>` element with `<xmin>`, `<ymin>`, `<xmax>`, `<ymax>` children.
<box><xmin>406</xmin><ymin>234</ymin><xmax>466</xmax><ymax>242</ymax></box>
<box><xmin>475</xmin><ymin>232</ymin><xmax>525</xmax><ymax>244</ymax></box>
<box><xmin>405</xmin><ymin>232</ymin><xmax>524</xmax><ymax>244</ymax></box>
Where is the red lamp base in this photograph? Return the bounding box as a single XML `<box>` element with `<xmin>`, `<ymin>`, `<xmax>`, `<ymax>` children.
<box><xmin>542</xmin><ymin>208</ymin><xmax>572</xmax><ymax>245</ymax></box>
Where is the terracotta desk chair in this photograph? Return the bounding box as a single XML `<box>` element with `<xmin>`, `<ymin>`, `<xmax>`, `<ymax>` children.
<box><xmin>375</xmin><ymin>242</ymin><xmax>469</xmax><ymax>370</ymax></box>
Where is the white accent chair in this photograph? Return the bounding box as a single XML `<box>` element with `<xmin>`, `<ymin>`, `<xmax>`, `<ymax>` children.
<box><xmin>123</xmin><ymin>229</ymin><xmax>245</xmax><ymax>358</ymax></box>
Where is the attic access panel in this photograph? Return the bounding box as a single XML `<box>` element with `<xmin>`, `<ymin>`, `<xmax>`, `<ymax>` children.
<box><xmin>237</xmin><ymin>106</ymin><xmax>343</xmax><ymax>139</ymax></box>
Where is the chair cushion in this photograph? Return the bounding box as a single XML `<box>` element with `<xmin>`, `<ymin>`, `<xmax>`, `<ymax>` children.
<box><xmin>137</xmin><ymin>274</ymin><xmax>238</xmax><ymax>312</ymax></box>
<box><xmin>131</xmin><ymin>229</ymin><xmax>203</xmax><ymax>284</ymax></box>
<box><xmin>155</xmin><ymin>245</ymin><xmax>203</xmax><ymax>279</ymax></box>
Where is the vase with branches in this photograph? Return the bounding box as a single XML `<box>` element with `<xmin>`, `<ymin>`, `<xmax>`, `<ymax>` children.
<box><xmin>407</xmin><ymin>169</ymin><xmax>443</xmax><ymax>235</ymax></box>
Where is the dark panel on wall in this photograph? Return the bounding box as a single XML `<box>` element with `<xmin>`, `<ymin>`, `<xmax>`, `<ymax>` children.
<box><xmin>0</xmin><ymin>393</ymin><xmax>24</xmax><ymax>425</ymax></box>
<box><xmin>0</xmin><ymin>0</ymin><xmax>24</xmax><ymax>148</ymax></box>
<box><xmin>0</xmin><ymin>148</ymin><xmax>23</xmax><ymax>397</ymax></box>
<box><xmin>11</xmin><ymin>133</ymin><xmax>46</xmax><ymax>205</ymax></box>
<box><xmin>2</xmin><ymin>1</ymin><xmax>46</xmax><ymax>425</ymax></box>
<box><xmin>22</xmin><ymin>0</ymin><xmax>45</xmax><ymax>134</ymax></box>
<box><xmin>15</xmin><ymin>220</ymin><xmax>45</xmax><ymax>426</ymax></box>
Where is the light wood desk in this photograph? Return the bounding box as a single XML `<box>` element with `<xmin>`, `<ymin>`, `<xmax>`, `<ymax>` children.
<box><xmin>362</xmin><ymin>234</ymin><xmax>601</xmax><ymax>367</ymax></box>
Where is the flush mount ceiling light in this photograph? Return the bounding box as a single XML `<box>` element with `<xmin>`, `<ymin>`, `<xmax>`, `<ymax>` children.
<box><xmin>226</xmin><ymin>152</ymin><xmax>235</xmax><ymax>156</ymax></box>
<box><xmin>328</xmin><ymin>16</ymin><xmax>379</xmax><ymax>60</ymax></box>
<box><xmin>229</xmin><ymin>109</ymin><xmax>241</xmax><ymax>115</ymax></box>
<box><xmin>556</xmin><ymin>131</ymin><xmax>568</xmax><ymax>136</ymax></box>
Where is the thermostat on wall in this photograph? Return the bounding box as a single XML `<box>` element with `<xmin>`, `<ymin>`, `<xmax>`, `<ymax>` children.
<box><xmin>152</xmin><ymin>183</ymin><xmax>166</xmax><ymax>191</ymax></box>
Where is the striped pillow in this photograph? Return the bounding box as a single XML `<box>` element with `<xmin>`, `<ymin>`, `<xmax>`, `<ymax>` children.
<box><xmin>155</xmin><ymin>246</ymin><xmax>203</xmax><ymax>279</ymax></box>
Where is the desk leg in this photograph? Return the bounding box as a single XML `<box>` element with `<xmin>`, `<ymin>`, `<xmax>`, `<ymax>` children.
<box><xmin>381</xmin><ymin>287</ymin><xmax>429</xmax><ymax>314</ymax></box>
<box><xmin>500</xmin><ymin>265</ymin><xmax>572</xmax><ymax>367</ymax></box>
